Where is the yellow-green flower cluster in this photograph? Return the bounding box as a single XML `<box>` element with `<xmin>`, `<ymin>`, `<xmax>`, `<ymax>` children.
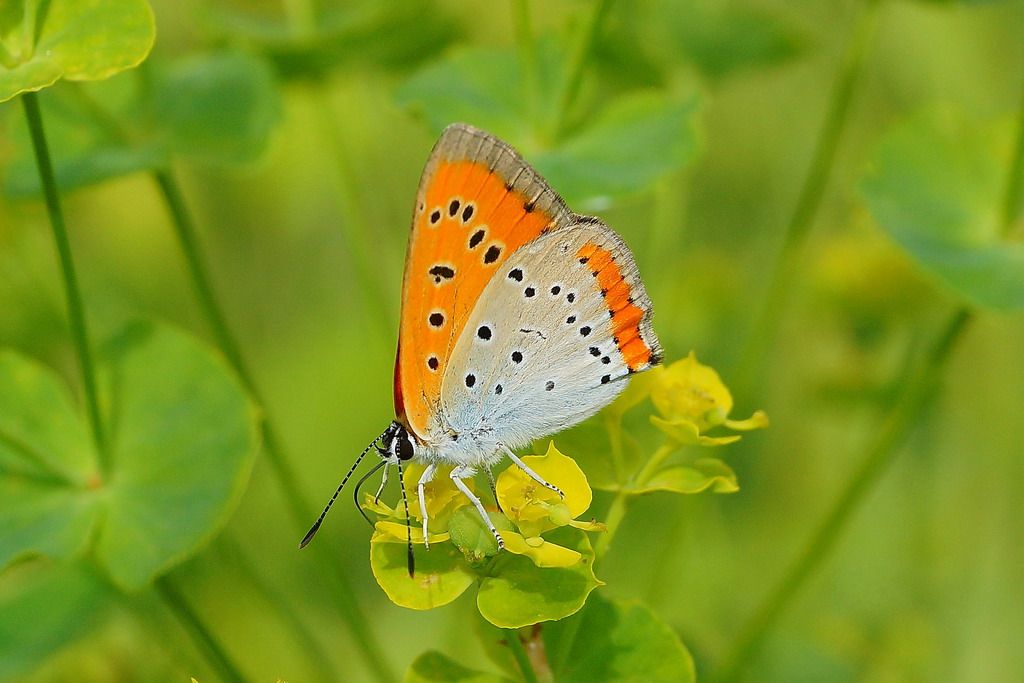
<box><xmin>366</xmin><ymin>443</ymin><xmax>601</xmax><ymax>627</ymax></box>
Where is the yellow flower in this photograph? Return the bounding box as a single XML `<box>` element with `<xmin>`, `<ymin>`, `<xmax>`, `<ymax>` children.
<box><xmin>400</xmin><ymin>462</ymin><xmax>475</xmax><ymax>533</ymax></box>
<box><xmin>649</xmin><ymin>352</ymin><xmax>768</xmax><ymax>446</ymax></box>
<box><xmin>497</xmin><ymin>443</ymin><xmax>591</xmax><ymax>533</ymax></box>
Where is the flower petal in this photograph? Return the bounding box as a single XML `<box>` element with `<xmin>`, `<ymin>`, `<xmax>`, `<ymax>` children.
<box><xmin>496</xmin><ymin>442</ymin><xmax>592</xmax><ymax>533</ymax></box>
<box><xmin>650</xmin><ymin>351</ymin><xmax>734</xmax><ymax>430</ymax></box>
<box><xmin>650</xmin><ymin>415</ymin><xmax>701</xmax><ymax>444</ymax></box>
<box><xmin>723</xmin><ymin>410</ymin><xmax>770</xmax><ymax>431</ymax></box>
<box><xmin>502</xmin><ymin>531</ymin><xmax>583</xmax><ymax>568</ymax></box>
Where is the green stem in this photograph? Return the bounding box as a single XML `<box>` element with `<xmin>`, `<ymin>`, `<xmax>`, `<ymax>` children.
<box><xmin>505</xmin><ymin>628</ymin><xmax>541</xmax><ymax>683</ymax></box>
<box><xmin>307</xmin><ymin>86</ymin><xmax>395</xmax><ymax>339</ymax></box>
<box><xmin>512</xmin><ymin>0</ymin><xmax>539</xmax><ymax>128</ymax></box>
<box><xmin>20</xmin><ymin>91</ymin><xmax>108</xmax><ymax>471</ymax></box>
<box><xmin>552</xmin><ymin>0</ymin><xmax>614</xmax><ymax>139</ymax></box>
<box><xmin>735</xmin><ymin>0</ymin><xmax>882</xmax><ymax>394</ymax></box>
<box><xmin>152</xmin><ymin>171</ymin><xmax>310</xmax><ymax>523</ymax></box>
<box><xmin>152</xmin><ymin>170</ymin><xmax>396</xmax><ymax>683</ymax></box>
<box><xmin>716</xmin><ymin>59</ymin><xmax>1024</xmax><ymax>683</ymax></box>
<box><xmin>216</xmin><ymin>535</ymin><xmax>338</xmax><ymax>681</ymax></box>
<box><xmin>714</xmin><ymin>309</ymin><xmax>972</xmax><ymax>683</ymax></box>
<box><xmin>633</xmin><ymin>443</ymin><xmax>677</xmax><ymax>489</ymax></box>
<box><xmin>594</xmin><ymin>490</ymin><xmax>629</xmax><ymax>559</ymax></box>
<box><xmin>155</xmin><ymin>575</ymin><xmax>248</xmax><ymax>683</ymax></box>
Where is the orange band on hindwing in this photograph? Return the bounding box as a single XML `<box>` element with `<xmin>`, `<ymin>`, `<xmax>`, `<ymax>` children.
<box><xmin>576</xmin><ymin>242</ymin><xmax>655</xmax><ymax>371</ymax></box>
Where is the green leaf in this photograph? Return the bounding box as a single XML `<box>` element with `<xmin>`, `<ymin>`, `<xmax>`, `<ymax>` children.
<box><xmin>544</xmin><ymin>592</ymin><xmax>696</xmax><ymax>683</ymax></box>
<box><xmin>534</xmin><ymin>93</ymin><xmax>700</xmax><ymax>210</ymax></box>
<box><xmin>862</xmin><ymin>109</ymin><xmax>1024</xmax><ymax>311</ymax></box>
<box><xmin>370</xmin><ymin>537</ymin><xmax>475</xmax><ymax>610</ymax></box>
<box><xmin>396</xmin><ymin>47</ymin><xmax>526</xmax><ymax>144</ymax></box>
<box><xmin>5</xmin><ymin>51</ymin><xmax>283</xmax><ymax>197</ymax></box>
<box><xmin>667</xmin><ymin>1</ymin><xmax>805</xmax><ymax>80</ymax></box>
<box><xmin>397</xmin><ymin>45</ymin><xmax>701</xmax><ymax>208</ymax></box>
<box><xmin>404</xmin><ymin>650</ymin><xmax>512</xmax><ymax>683</ymax></box>
<box><xmin>207</xmin><ymin>1</ymin><xmax>460</xmax><ymax>80</ymax></box>
<box><xmin>151</xmin><ymin>51</ymin><xmax>282</xmax><ymax>165</ymax></box>
<box><xmin>0</xmin><ymin>351</ymin><xmax>101</xmax><ymax>568</ymax></box>
<box><xmin>93</xmin><ymin>322</ymin><xmax>259</xmax><ymax>589</ymax></box>
<box><xmin>0</xmin><ymin>322</ymin><xmax>259</xmax><ymax>590</ymax></box>
<box><xmin>476</xmin><ymin>527</ymin><xmax>601</xmax><ymax>628</ymax></box>
<box><xmin>0</xmin><ymin>0</ymin><xmax>155</xmax><ymax>102</ymax></box>
<box><xmin>0</xmin><ymin>561</ymin><xmax>114</xmax><ymax>681</ymax></box>
<box><xmin>631</xmin><ymin>458</ymin><xmax>740</xmax><ymax>495</ymax></box>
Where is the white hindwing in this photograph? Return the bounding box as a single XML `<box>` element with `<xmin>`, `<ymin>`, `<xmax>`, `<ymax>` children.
<box><xmin>424</xmin><ymin>220</ymin><xmax>660</xmax><ymax>466</ymax></box>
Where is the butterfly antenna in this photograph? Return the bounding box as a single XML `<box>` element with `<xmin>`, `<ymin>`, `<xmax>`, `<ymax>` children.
<box><xmin>299</xmin><ymin>426</ymin><xmax>390</xmax><ymax>549</ymax></box>
<box><xmin>353</xmin><ymin>459</ymin><xmax>387</xmax><ymax>526</ymax></box>
<box><xmin>395</xmin><ymin>456</ymin><xmax>416</xmax><ymax>577</ymax></box>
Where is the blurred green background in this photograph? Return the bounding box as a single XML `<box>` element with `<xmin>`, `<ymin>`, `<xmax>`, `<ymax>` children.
<box><xmin>1</xmin><ymin>0</ymin><xmax>1023</xmax><ymax>681</ymax></box>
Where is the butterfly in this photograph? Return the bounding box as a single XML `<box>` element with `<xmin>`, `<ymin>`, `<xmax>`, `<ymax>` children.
<box><xmin>300</xmin><ymin>123</ymin><xmax>662</xmax><ymax>574</ymax></box>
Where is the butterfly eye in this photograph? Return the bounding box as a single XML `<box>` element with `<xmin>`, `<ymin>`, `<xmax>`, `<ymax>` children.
<box><xmin>398</xmin><ymin>432</ymin><xmax>414</xmax><ymax>461</ymax></box>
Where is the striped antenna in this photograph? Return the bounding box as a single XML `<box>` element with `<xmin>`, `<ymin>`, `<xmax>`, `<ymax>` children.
<box><xmin>395</xmin><ymin>456</ymin><xmax>416</xmax><ymax>577</ymax></box>
<box><xmin>299</xmin><ymin>425</ymin><xmax>391</xmax><ymax>549</ymax></box>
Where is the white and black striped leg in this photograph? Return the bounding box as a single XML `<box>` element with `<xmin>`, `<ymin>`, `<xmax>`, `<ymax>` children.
<box><xmin>501</xmin><ymin>445</ymin><xmax>564</xmax><ymax>498</ymax></box>
<box><xmin>486</xmin><ymin>466</ymin><xmax>503</xmax><ymax>514</ymax></box>
<box><xmin>450</xmin><ymin>465</ymin><xmax>505</xmax><ymax>549</ymax></box>
<box><xmin>417</xmin><ymin>462</ymin><xmax>437</xmax><ymax>550</ymax></box>
<box><xmin>373</xmin><ymin>462</ymin><xmax>390</xmax><ymax>504</ymax></box>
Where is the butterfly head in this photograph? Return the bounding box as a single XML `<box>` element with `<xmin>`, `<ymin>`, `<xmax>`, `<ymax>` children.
<box><xmin>378</xmin><ymin>420</ymin><xmax>416</xmax><ymax>463</ymax></box>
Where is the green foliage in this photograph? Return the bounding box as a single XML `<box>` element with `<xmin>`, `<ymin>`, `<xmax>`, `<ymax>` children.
<box><xmin>0</xmin><ymin>0</ymin><xmax>155</xmax><ymax>102</ymax></box>
<box><xmin>665</xmin><ymin>0</ymin><xmax>805</xmax><ymax>80</ymax></box>
<box><xmin>5</xmin><ymin>50</ymin><xmax>282</xmax><ymax>196</ymax></box>
<box><xmin>544</xmin><ymin>592</ymin><xmax>696</xmax><ymax>683</ymax></box>
<box><xmin>206</xmin><ymin>0</ymin><xmax>460</xmax><ymax>80</ymax></box>
<box><xmin>2</xmin><ymin>0</ymin><xmax>1023</xmax><ymax>681</ymax></box>
<box><xmin>0</xmin><ymin>563</ymin><xmax>113</xmax><ymax>681</ymax></box>
<box><xmin>862</xmin><ymin>109</ymin><xmax>1024</xmax><ymax>311</ymax></box>
<box><xmin>631</xmin><ymin>458</ymin><xmax>739</xmax><ymax>495</ymax></box>
<box><xmin>396</xmin><ymin>44</ymin><xmax>700</xmax><ymax>208</ymax></box>
<box><xmin>476</xmin><ymin>527</ymin><xmax>601</xmax><ymax>629</ymax></box>
<box><xmin>404</xmin><ymin>650</ymin><xmax>511</xmax><ymax>683</ymax></box>
<box><xmin>0</xmin><ymin>323</ymin><xmax>259</xmax><ymax>590</ymax></box>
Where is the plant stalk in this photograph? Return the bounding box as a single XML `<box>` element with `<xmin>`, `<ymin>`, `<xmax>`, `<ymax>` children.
<box><xmin>505</xmin><ymin>628</ymin><xmax>542</xmax><ymax>683</ymax></box>
<box><xmin>552</xmin><ymin>0</ymin><xmax>614</xmax><ymax>139</ymax></box>
<box><xmin>307</xmin><ymin>86</ymin><xmax>396</xmax><ymax>339</ymax></box>
<box><xmin>155</xmin><ymin>575</ymin><xmax>248</xmax><ymax>683</ymax></box>
<box><xmin>716</xmin><ymin>63</ymin><xmax>1024</xmax><ymax>683</ymax></box>
<box><xmin>714</xmin><ymin>309</ymin><xmax>972</xmax><ymax>683</ymax></box>
<box><xmin>512</xmin><ymin>0</ymin><xmax>539</xmax><ymax>127</ymax></box>
<box><xmin>20</xmin><ymin>91</ymin><xmax>108</xmax><ymax>471</ymax></box>
<box><xmin>152</xmin><ymin>170</ymin><xmax>396</xmax><ymax>683</ymax></box>
<box><xmin>735</xmin><ymin>0</ymin><xmax>882</xmax><ymax>394</ymax></box>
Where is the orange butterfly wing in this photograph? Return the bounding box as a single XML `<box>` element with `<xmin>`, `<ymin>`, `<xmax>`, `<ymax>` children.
<box><xmin>394</xmin><ymin>124</ymin><xmax>574</xmax><ymax>439</ymax></box>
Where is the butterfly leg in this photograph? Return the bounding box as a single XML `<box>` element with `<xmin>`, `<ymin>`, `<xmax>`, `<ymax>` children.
<box><xmin>501</xmin><ymin>445</ymin><xmax>565</xmax><ymax>498</ymax></box>
<box><xmin>450</xmin><ymin>465</ymin><xmax>505</xmax><ymax>550</ymax></box>
<box><xmin>486</xmin><ymin>467</ymin><xmax>504</xmax><ymax>514</ymax></box>
<box><xmin>417</xmin><ymin>463</ymin><xmax>437</xmax><ymax>550</ymax></box>
<box><xmin>373</xmin><ymin>462</ymin><xmax>390</xmax><ymax>504</ymax></box>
